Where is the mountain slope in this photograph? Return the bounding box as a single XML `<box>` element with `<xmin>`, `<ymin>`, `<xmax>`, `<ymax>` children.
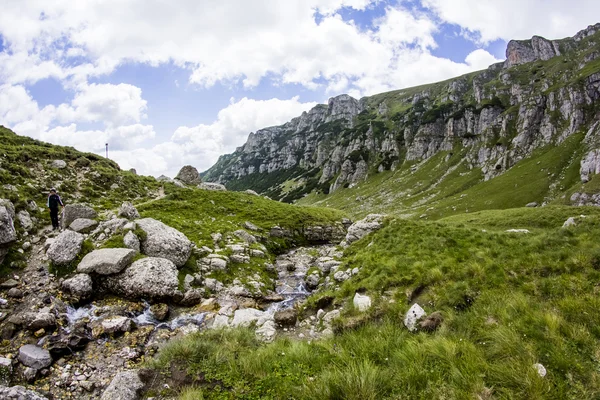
<box><xmin>203</xmin><ymin>23</ymin><xmax>600</xmax><ymax>215</ymax></box>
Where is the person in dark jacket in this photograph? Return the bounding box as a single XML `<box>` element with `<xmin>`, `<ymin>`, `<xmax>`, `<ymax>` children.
<box><xmin>47</xmin><ymin>188</ymin><xmax>64</xmax><ymax>230</ymax></box>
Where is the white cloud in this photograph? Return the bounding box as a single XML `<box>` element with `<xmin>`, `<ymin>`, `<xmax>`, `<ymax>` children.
<box><xmin>423</xmin><ymin>0</ymin><xmax>600</xmax><ymax>43</ymax></box>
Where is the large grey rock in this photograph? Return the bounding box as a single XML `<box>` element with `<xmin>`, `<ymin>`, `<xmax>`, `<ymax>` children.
<box><xmin>123</xmin><ymin>231</ymin><xmax>141</xmax><ymax>252</ymax></box>
<box><xmin>404</xmin><ymin>304</ymin><xmax>426</xmax><ymax>332</ymax></box>
<box><xmin>233</xmin><ymin>230</ymin><xmax>257</xmax><ymax>244</ymax></box>
<box><xmin>46</xmin><ymin>231</ymin><xmax>84</xmax><ymax>265</ymax></box>
<box><xmin>91</xmin><ymin>316</ymin><xmax>133</xmax><ymax>336</ymax></box>
<box><xmin>175</xmin><ymin>165</ymin><xmax>202</xmax><ymax>185</ymax></box>
<box><xmin>136</xmin><ymin>218</ymin><xmax>192</xmax><ymax>267</ymax></box>
<box><xmin>0</xmin><ymin>385</ymin><xmax>48</xmax><ymax>400</ymax></box>
<box><xmin>198</xmin><ymin>182</ymin><xmax>227</xmax><ymax>191</ymax></box>
<box><xmin>344</xmin><ymin>214</ymin><xmax>385</xmax><ymax>245</ymax></box>
<box><xmin>118</xmin><ymin>202</ymin><xmax>140</xmax><ymax>220</ymax></box>
<box><xmin>61</xmin><ymin>273</ymin><xmax>93</xmax><ymax>300</ymax></box>
<box><xmin>0</xmin><ymin>357</ymin><xmax>12</xmax><ymax>385</ymax></box>
<box><xmin>105</xmin><ymin>257</ymin><xmax>179</xmax><ymax>300</ymax></box>
<box><xmin>77</xmin><ymin>248</ymin><xmax>136</xmax><ymax>275</ymax></box>
<box><xmin>69</xmin><ymin>218</ymin><xmax>98</xmax><ymax>233</ymax></box>
<box><xmin>62</xmin><ymin>204</ymin><xmax>97</xmax><ymax>228</ymax></box>
<box><xmin>18</xmin><ymin>345</ymin><xmax>52</xmax><ymax>369</ymax></box>
<box><xmin>0</xmin><ymin>200</ymin><xmax>15</xmax><ymax>220</ymax></box>
<box><xmin>353</xmin><ymin>293</ymin><xmax>372</xmax><ymax>312</ymax></box>
<box><xmin>51</xmin><ymin>159</ymin><xmax>67</xmax><ymax>169</ymax></box>
<box><xmin>101</xmin><ymin>370</ymin><xmax>144</xmax><ymax>400</ymax></box>
<box><xmin>231</xmin><ymin>308</ymin><xmax>265</xmax><ymax>327</ymax></box>
<box><xmin>20</xmin><ymin>312</ymin><xmax>56</xmax><ymax>330</ymax></box>
<box><xmin>0</xmin><ymin>205</ymin><xmax>17</xmax><ymax>246</ymax></box>
<box><xmin>17</xmin><ymin>210</ymin><xmax>33</xmax><ymax>232</ymax></box>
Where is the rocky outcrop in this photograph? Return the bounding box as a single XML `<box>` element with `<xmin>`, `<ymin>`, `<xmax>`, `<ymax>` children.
<box><xmin>344</xmin><ymin>214</ymin><xmax>385</xmax><ymax>245</ymax></box>
<box><xmin>118</xmin><ymin>202</ymin><xmax>140</xmax><ymax>220</ymax></box>
<box><xmin>135</xmin><ymin>218</ymin><xmax>192</xmax><ymax>267</ymax></box>
<box><xmin>46</xmin><ymin>231</ymin><xmax>84</xmax><ymax>265</ymax></box>
<box><xmin>77</xmin><ymin>248</ymin><xmax>136</xmax><ymax>275</ymax></box>
<box><xmin>0</xmin><ymin>204</ymin><xmax>17</xmax><ymax>264</ymax></box>
<box><xmin>175</xmin><ymin>165</ymin><xmax>202</xmax><ymax>185</ymax></box>
<box><xmin>198</xmin><ymin>182</ymin><xmax>227</xmax><ymax>191</ymax></box>
<box><xmin>104</xmin><ymin>257</ymin><xmax>179</xmax><ymax>300</ymax></box>
<box><xmin>69</xmin><ymin>218</ymin><xmax>98</xmax><ymax>233</ymax></box>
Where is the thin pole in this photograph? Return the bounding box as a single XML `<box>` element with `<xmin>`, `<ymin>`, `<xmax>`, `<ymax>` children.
<box><xmin>105</xmin><ymin>143</ymin><xmax>108</xmax><ymax>158</ymax></box>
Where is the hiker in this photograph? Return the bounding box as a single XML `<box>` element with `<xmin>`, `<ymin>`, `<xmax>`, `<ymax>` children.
<box><xmin>47</xmin><ymin>188</ymin><xmax>64</xmax><ymax>230</ymax></box>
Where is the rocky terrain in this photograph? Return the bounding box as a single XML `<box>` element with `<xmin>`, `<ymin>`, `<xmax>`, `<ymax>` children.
<box><xmin>203</xmin><ymin>23</ymin><xmax>600</xmax><ymax>211</ymax></box>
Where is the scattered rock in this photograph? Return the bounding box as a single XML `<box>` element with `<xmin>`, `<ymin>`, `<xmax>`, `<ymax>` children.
<box><xmin>7</xmin><ymin>288</ymin><xmax>23</xmax><ymax>299</ymax></box>
<box><xmin>18</xmin><ymin>345</ymin><xmax>52</xmax><ymax>369</ymax></box>
<box><xmin>345</xmin><ymin>214</ymin><xmax>385</xmax><ymax>245</ymax></box>
<box><xmin>404</xmin><ymin>304</ymin><xmax>426</xmax><ymax>332</ymax></box>
<box><xmin>118</xmin><ymin>202</ymin><xmax>140</xmax><ymax>220</ymax></box>
<box><xmin>61</xmin><ymin>274</ymin><xmax>93</xmax><ymax>301</ymax></box>
<box><xmin>46</xmin><ymin>230</ymin><xmax>84</xmax><ymax>265</ymax></box>
<box><xmin>0</xmin><ymin>279</ymin><xmax>19</xmax><ymax>289</ymax></box>
<box><xmin>123</xmin><ymin>231</ymin><xmax>141</xmax><ymax>252</ymax></box>
<box><xmin>69</xmin><ymin>218</ymin><xmax>98</xmax><ymax>233</ymax></box>
<box><xmin>243</xmin><ymin>221</ymin><xmax>260</xmax><ymax>231</ymax></box>
<box><xmin>0</xmin><ymin>205</ymin><xmax>17</xmax><ymax>247</ymax></box>
<box><xmin>16</xmin><ymin>210</ymin><xmax>33</xmax><ymax>232</ymax></box>
<box><xmin>92</xmin><ymin>316</ymin><xmax>133</xmax><ymax>337</ymax></box>
<box><xmin>0</xmin><ymin>385</ymin><xmax>48</xmax><ymax>399</ymax></box>
<box><xmin>101</xmin><ymin>370</ymin><xmax>144</xmax><ymax>400</ymax></box>
<box><xmin>274</xmin><ymin>309</ymin><xmax>298</xmax><ymax>327</ymax></box>
<box><xmin>233</xmin><ymin>230</ymin><xmax>257</xmax><ymax>244</ymax></box>
<box><xmin>0</xmin><ymin>357</ymin><xmax>12</xmax><ymax>385</ymax></box>
<box><xmin>322</xmin><ymin>310</ymin><xmax>341</xmax><ymax>325</ymax></box>
<box><xmin>505</xmin><ymin>229</ymin><xmax>530</xmax><ymax>234</ymax></box>
<box><xmin>21</xmin><ymin>312</ymin><xmax>56</xmax><ymax>331</ymax></box>
<box><xmin>136</xmin><ymin>218</ymin><xmax>192</xmax><ymax>267</ymax></box>
<box><xmin>105</xmin><ymin>257</ymin><xmax>179</xmax><ymax>300</ymax></box>
<box><xmin>419</xmin><ymin>311</ymin><xmax>443</xmax><ymax>332</ymax></box>
<box><xmin>562</xmin><ymin>217</ymin><xmax>577</xmax><ymax>228</ymax></box>
<box><xmin>77</xmin><ymin>248</ymin><xmax>137</xmax><ymax>275</ymax></box>
<box><xmin>51</xmin><ymin>160</ymin><xmax>67</xmax><ymax>169</ymax></box>
<box><xmin>526</xmin><ymin>202</ymin><xmax>539</xmax><ymax>208</ymax></box>
<box><xmin>231</xmin><ymin>309</ymin><xmax>265</xmax><ymax>327</ymax></box>
<box><xmin>534</xmin><ymin>363</ymin><xmax>547</xmax><ymax>378</ymax></box>
<box><xmin>62</xmin><ymin>204</ymin><xmax>97</xmax><ymax>228</ymax></box>
<box><xmin>23</xmin><ymin>367</ymin><xmax>37</xmax><ymax>382</ymax></box>
<box><xmin>198</xmin><ymin>182</ymin><xmax>227</xmax><ymax>191</ymax></box>
<box><xmin>244</xmin><ymin>190</ymin><xmax>259</xmax><ymax>196</ymax></box>
<box><xmin>353</xmin><ymin>293</ymin><xmax>372</xmax><ymax>312</ymax></box>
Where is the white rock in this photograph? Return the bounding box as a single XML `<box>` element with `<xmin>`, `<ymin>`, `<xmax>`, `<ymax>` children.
<box><xmin>51</xmin><ymin>159</ymin><xmax>67</xmax><ymax>169</ymax></box>
<box><xmin>77</xmin><ymin>248</ymin><xmax>137</xmax><ymax>275</ymax></box>
<box><xmin>322</xmin><ymin>310</ymin><xmax>341</xmax><ymax>325</ymax></box>
<box><xmin>562</xmin><ymin>217</ymin><xmax>577</xmax><ymax>228</ymax></box>
<box><xmin>231</xmin><ymin>308</ymin><xmax>265</xmax><ymax>327</ymax></box>
<box><xmin>353</xmin><ymin>293</ymin><xmax>372</xmax><ymax>312</ymax></box>
<box><xmin>505</xmin><ymin>229</ymin><xmax>530</xmax><ymax>234</ymax></box>
<box><xmin>136</xmin><ymin>218</ymin><xmax>192</xmax><ymax>267</ymax></box>
<box><xmin>105</xmin><ymin>257</ymin><xmax>179</xmax><ymax>300</ymax></box>
<box><xmin>211</xmin><ymin>315</ymin><xmax>231</xmax><ymax>329</ymax></box>
<box><xmin>533</xmin><ymin>363</ymin><xmax>547</xmax><ymax>377</ymax></box>
<box><xmin>404</xmin><ymin>304</ymin><xmax>426</xmax><ymax>332</ymax></box>
<box><xmin>345</xmin><ymin>214</ymin><xmax>385</xmax><ymax>244</ymax></box>
<box><xmin>46</xmin><ymin>231</ymin><xmax>84</xmax><ymax>265</ymax></box>
<box><xmin>100</xmin><ymin>370</ymin><xmax>144</xmax><ymax>400</ymax></box>
<box><xmin>18</xmin><ymin>345</ymin><xmax>52</xmax><ymax>369</ymax></box>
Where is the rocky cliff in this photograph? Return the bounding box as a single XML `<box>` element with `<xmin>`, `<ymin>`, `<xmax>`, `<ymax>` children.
<box><xmin>203</xmin><ymin>23</ymin><xmax>600</xmax><ymax>204</ymax></box>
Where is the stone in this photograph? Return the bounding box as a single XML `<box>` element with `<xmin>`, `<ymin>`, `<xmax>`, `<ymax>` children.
<box><xmin>51</xmin><ymin>159</ymin><xmax>67</xmax><ymax>169</ymax></box>
<box><xmin>7</xmin><ymin>288</ymin><xmax>23</xmax><ymax>299</ymax></box>
<box><xmin>233</xmin><ymin>230</ymin><xmax>257</xmax><ymax>244</ymax></box>
<box><xmin>101</xmin><ymin>370</ymin><xmax>144</xmax><ymax>400</ymax></box>
<box><xmin>243</xmin><ymin>221</ymin><xmax>260</xmax><ymax>231</ymax></box>
<box><xmin>69</xmin><ymin>218</ymin><xmax>98</xmax><ymax>233</ymax></box>
<box><xmin>18</xmin><ymin>345</ymin><xmax>52</xmax><ymax>369</ymax></box>
<box><xmin>46</xmin><ymin>332</ymin><xmax>89</xmax><ymax>358</ymax></box>
<box><xmin>526</xmin><ymin>202</ymin><xmax>539</xmax><ymax>208</ymax></box>
<box><xmin>105</xmin><ymin>257</ymin><xmax>179</xmax><ymax>300</ymax></box>
<box><xmin>306</xmin><ymin>273</ymin><xmax>320</xmax><ymax>289</ymax></box>
<box><xmin>62</xmin><ymin>204</ymin><xmax>97</xmax><ymax>228</ymax></box>
<box><xmin>322</xmin><ymin>310</ymin><xmax>341</xmax><ymax>325</ymax></box>
<box><xmin>62</xmin><ymin>273</ymin><xmax>93</xmax><ymax>300</ymax></box>
<box><xmin>123</xmin><ymin>231</ymin><xmax>141</xmax><ymax>252</ymax></box>
<box><xmin>353</xmin><ymin>293</ymin><xmax>372</xmax><ymax>312</ymax></box>
<box><xmin>21</xmin><ymin>312</ymin><xmax>56</xmax><ymax>330</ymax></box>
<box><xmin>256</xmin><ymin>320</ymin><xmax>277</xmax><ymax>341</ymax></box>
<box><xmin>46</xmin><ymin>230</ymin><xmax>84</xmax><ymax>265</ymax></box>
<box><xmin>176</xmin><ymin>165</ymin><xmax>202</xmax><ymax>185</ymax></box>
<box><xmin>212</xmin><ymin>314</ymin><xmax>231</xmax><ymax>329</ymax></box>
<box><xmin>274</xmin><ymin>309</ymin><xmax>298</xmax><ymax>327</ymax></box>
<box><xmin>0</xmin><ymin>385</ymin><xmax>48</xmax><ymax>399</ymax></box>
<box><xmin>150</xmin><ymin>303</ymin><xmax>169</xmax><ymax>321</ymax></box>
<box><xmin>22</xmin><ymin>242</ymin><xmax>31</xmax><ymax>251</ymax></box>
<box><xmin>0</xmin><ymin>279</ymin><xmax>19</xmax><ymax>289</ymax></box>
<box><xmin>533</xmin><ymin>363</ymin><xmax>547</xmax><ymax>378</ymax></box>
<box><xmin>136</xmin><ymin>218</ymin><xmax>192</xmax><ymax>267</ymax></box>
<box><xmin>180</xmin><ymin>289</ymin><xmax>204</xmax><ymax>306</ymax></box>
<box><xmin>244</xmin><ymin>190</ymin><xmax>259</xmax><ymax>196</ymax></box>
<box><xmin>419</xmin><ymin>311</ymin><xmax>443</xmax><ymax>332</ymax></box>
<box><xmin>118</xmin><ymin>202</ymin><xmax>140</xmax><ymax>220</ymax></box>
<box><xmin>505</xmin><ymin>229</ymin><xmax>530</xmax><ymax>234</ymax></box>
<box><xmin>157</xmin><ymin>175</ymin><xmax>172</xmax><ymax>182</ymax></box>
<box><xmin>198</xmin><ymin>182</ymin><xmax>227</xmax><ymax>191</ymax></box>
<box><xmin>404</xmin><ymin>304</ymin><xmax>426</xmax><ymax>332</ymax></box>
<box><xmin>16</xmin><ymin>210</ymin><xmax>33</xmax><ymax>232</ymax></box>
<box><xmin>92</xmin><ymin>316</ymin><xmax>133</xmax><ymax>336</ymax></box>
<box><xmin>231</xmin><ymin>308</ymin><xmax>265</xmax><ymax>327</ymax></box>
<box><xmin>204</xmin><ymin>278</ymin><xmax>224</xmax><ymax>292</ymax></box>
<box><xmin>23</xmin><ymin>367</ymin><xmax>37</xmax><ymax>382</ymax></box>
<box><xmin>333</xmin><ymin>270</ymin><xmax>351</xmax><ymax>282</ymax></box>
<box><xmin>562</xmin><ymin>217</ymin><xmax>577</xmax><ymax>228</ymax></box>
<box><xmin>345</xmin><ymin>214</ymin><xmax>385</xmax><ymax>245</ymax></box>
<box><xmin>0</xmin><ymin>205</ymin><xmax>17</xmax><ymax>246</ymax></box>
<box><xmin>77</xmin><ymin>248</ymin><xmax>136</xmax><ymax>275</ymax></box>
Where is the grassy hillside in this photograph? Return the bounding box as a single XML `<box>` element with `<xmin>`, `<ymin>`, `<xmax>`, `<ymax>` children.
<box><xmin>151</xmin><ymin>206</ymin><xmax>600</xmax><ymax>399</ymax></box>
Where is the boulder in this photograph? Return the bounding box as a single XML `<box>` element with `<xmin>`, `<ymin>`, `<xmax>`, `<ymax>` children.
<box><xmin>0</xmin><ymin>357</ymin><xmax>12</xmax><ymax>385</ymax></box>
<box><xmin>0</xmin><ymin>200</ymin><xmax>15</xmax><ymax>220</ymax></box>
<box><xmin>157</xmin><ymin>175</ymin><xmax>172</xmax><ymax>182</ymax></box>
<box><xmin>136</xmin><ymin>218</ymin><xmax>192</xmax><ymax>267</ymax></box>
<box><xmin>16</xmin><ymin>210</ymin><xmax>33</xmax><ymax>232</ymax></box>
<box><xmin>274</xmin><ymin>309</ymin><xmax>298</xmax><ymax>327</ymax></box>
<box><xmin>245</xmin><ymin>190</ymin><xmax>259</xmax><ymax>196</ymax></box>
<box><xmin>46</xmin><ymin>230</ymin><xmax>84</xmax><ymax>265</ymax></box>
<box><xmin>77</xmin><ymin>248</ymin><xmax>136</xmax><ymax>275</ymax></box>
<box><xmin>51</xmin><ymin>159</ymin><xmax>67</xmax><ymax>169</ymax></box>
<box><xmin>118</xmin><ymin>202</ymin><xmax>140</xmax><ymax>220</ymax></box>
<box><xmin>0</xmin><ymin>205</ymin><xmax>17</xmax><ymax>246</ymax></box>
<box><xmin>101</xmin><ymin>370</ymin><xmax>144</xmax><ymax>400</ymax></box>
<box><xmin>322</xmin><ymin>310</ymin><xmax>341</xmax><ymax>325</ymax></box>
<box><xmin>123</xmin><ymin>231</ymin><xmax>141</xmax><ymax>252</ymax></box>
<box><xmin>533</xmin><ymin>363</ymin><xmax>547</xmax><ymax>378</ymax></box>
<box><xmin>7</xmin><ymin>288</ymin><xmax>23</xmax><ymax>299</ymax></box>
<box><xmin>0</xmin><ymin>279</ymin><xmax>18</xmax><ymax>289</ymax></box>
<box><xmin>150</xmin><ymin>303</ymin><xmax>169</xmax><ymax>321</ymax></box>
<box><xmin>17</xmin><ymin>345</ymin><xmax>52</xmax><ymax>369</ymax></box>
<box><xmin>404</xmin><ymin>304</ymin><xmax>426</xmax><ymax>332</ymax></box>
<box><xmin>21</xmin><ymin>312</ymin><xmax>56</xmax><ymax>331</ymax></box>
<box><xmin>243</xmin><ymin>221</ymin><xmax>260</xmax><ymax>231</ymax></box>
<box><xmin>345</xmin><ymin>214</ymin><xmax>385</xmax><ymax>245</ymax></box>
<box><xmin>175</xmin><ymin>165</ymin><xmax>202</xmax><ymax>185</ymax></box>
<box><xmin>91</xmin><ymin>316</ymin><xmax>133</xmax><ymax>337</ymax></box>
<box><xmin>0</xmin><ymin>385</ymin><xmax>49</xmax><ymax>399</ymax></box>
<box><xmin>231</xmin><ymin>308</ymin><xmax>265</xmax><ymax>327</ymax></box>
<box><xmin>62</xmin><ymin>204</ymin><xmax>97</xmax><ymax>228</ymax></box>
<box><xmin>69</xmin><ymin>218</ymin><xmax>98</xmax><ymax>233</ymax></box>
<box><xmin>562</xmin><ymin>217</ymin><xmax>577</xmax><ymax>228</ymax></box>
<box><xmin>61</xmin><ymin>273</ymin><xmax>93</xmax><ymax>300</ymax></box>
<box><xmin>526</xmin><ymin>202</ymin><xmax>539</xmax><ymax>208</ymax></box>
<box><xmin>104</xmin><ymin>257</ymin><xmax>179</xmax><ymax>300</ymax></box>
<box><xmin>46</xmin><ymin>331</ymin><xmax>89</xmax><ymax>358</ymax></box>
<box><xmin>233</xmin><ymin>230</ymin><xmax>257</xmax><ymax>244</ymax></box>
<box><xmin>353</xmin><ymin>293</ymin><xmax>372</xmax><ymax>312</ymax></box>
<box><xmin>198</xmin><ymin>182</ymin><xmax>227</xmax><ymax>191</ymax></box>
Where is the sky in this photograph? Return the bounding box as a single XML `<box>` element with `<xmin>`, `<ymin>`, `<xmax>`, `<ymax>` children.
<box><xmin>0</xmin><ymin>0</ymin><xmax>599</xmax><ymax>177</ymax></box>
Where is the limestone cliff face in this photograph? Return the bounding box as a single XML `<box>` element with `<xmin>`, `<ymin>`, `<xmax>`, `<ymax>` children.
<box><xmin>203</xmin><ymin>24</ymin><xmax>600</xmax><ymax>202</ymax></box>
